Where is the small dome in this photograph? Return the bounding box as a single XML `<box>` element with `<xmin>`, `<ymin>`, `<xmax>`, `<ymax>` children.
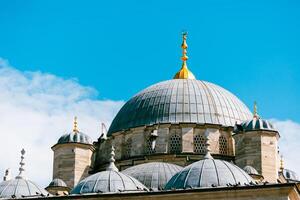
<box><xmin>122</xmin><ymin>162</ymin><xmax>183</xmax><ymax>190</ymax></box>
<box><xmin>56</xmin><ymin>117</ymin><xmax>92</xmax><ymax>145</ymax></box>
<box><xmin>57</xmin><ymin>131</ymin><xmax>92</xmax><ymax>145</ymax></box>
<box><xmin>235</xmin><ymin>117</ymin><xmax>275</xmax><ymax>133</ymax></box>
<box><xmin>48</xmin><ymin>178</ymin><xmax>68</xmax><ymax>187</ymax></box>
<box><xmin>71</xmin><ymin>170</ymin><xmax>148</xmax><ymax>194</ymax></box>
<box><xmin>165</xmin><ymin>157</ymin><xmax>254</xmax><ymax>190</ymax></box>
<box><xmin>283</xmin><ymin>169</ymin><xmax>299</xmax><ymax>182</ymax></box>
<box><xmin>71</xmin><ymin>146</ymin><xmax>148</xmax><ymax>194</ymax></box>
<box><xmin>0</xmin><ymin>178</ymin><xmax>49</xmax><ymax>198</ymax></box>
<box><xmin>243</xmin><ymin>166</ymin><xmax>259</xmax><ymax>175</ymax></box>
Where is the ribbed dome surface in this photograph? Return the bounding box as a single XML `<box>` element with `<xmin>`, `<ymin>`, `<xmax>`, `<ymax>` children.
<box><xmin>71</xmin><ymin>170</ymin><xmax>148</xmax><ymax>194</ymax></box>
<box><xmin>0</xmin><ymin>178</ymin><xmax>49</xmax><ymax>198</ymax></box>
<box><xmin>108</xmin><ymin>79</ymin><xmax>252</xmax><ymax>135</ymax></box>
<box><xmin>164</xmin><ymin>158</ymin><xmax>254</xmax><ymax>190</ymax></box>
<box><xmin>283</xmin><ymin>169</ymin><xmax>299</xmax><ymax>182</ymax></box>
<box><xmin>122</xmin><ymin>162</ymin><xmax>183</xmax><ymax>190</ymax></box>
<box><xmin>238</xmin><ymin>118</ymin><xmax>275</xmax><ymax>132</ymax></box>
<box><xmin>57</xmin><ymin>132</ymin><xmax>92</xmax><ymax>145</ymax></box>
<box><xmin>48</xmin><ymin>178</ymin><xmax>67</xmax><ymax>187</ymax></box>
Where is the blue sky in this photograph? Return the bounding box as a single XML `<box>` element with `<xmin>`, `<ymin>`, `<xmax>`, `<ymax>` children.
<box><xmin>0</xmin><ymin>0</ymin><xmax>300</xmax><ymax>122</ymax></box>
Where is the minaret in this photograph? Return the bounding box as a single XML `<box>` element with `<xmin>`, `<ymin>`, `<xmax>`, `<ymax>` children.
<box><xmin>234</xmin><ymin>102</ymin><xmax>280</xmax><ymax>182</ymax></box>
<box><xmin>173</xmin><ymin>32</ymin><xmax>196</xmax><ymax>79</ymax></box>
<box><xmin>52</xmin><ymin>117</ymin><xmax>94</xmax><ymax>188</ymax></box>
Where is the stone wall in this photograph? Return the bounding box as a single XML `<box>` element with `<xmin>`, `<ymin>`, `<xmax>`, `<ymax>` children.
<box><xmin>52</xmin><ymin>143</ymin><xmax>93</xmax><ymax>188</ymax></box>
<box><xmin>93</xmin><ymin>123</ymin><xmax>235</xmax><ymax>172</ymax></box>
<box><xmin>234</xmin><ymin>131</ymin><xmax>279</xmax><ymax>183</ymax></box>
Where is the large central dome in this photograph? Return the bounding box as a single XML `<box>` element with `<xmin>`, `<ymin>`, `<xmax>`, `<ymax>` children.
<box><xmin>108</xmin><ymin>79</ymin><xmax>252</xmax><ymax>135</ymax></box>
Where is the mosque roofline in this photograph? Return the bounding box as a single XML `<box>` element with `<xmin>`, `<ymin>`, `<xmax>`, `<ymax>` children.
<box><xmin>20</xmin><ymin>183</ymin><xmax>299</xmax><ymax>200</ymax></box>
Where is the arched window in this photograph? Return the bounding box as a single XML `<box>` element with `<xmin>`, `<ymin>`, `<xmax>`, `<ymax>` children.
<box><xmin>194</xmin><ymin>135</ymin><xmax>206</xmax><ymax>154</ymax></box>
<box><xmin>124</xmin><ymin>138</ymin><xmax>132</xmax><ymax>158</ymax></box>
<box><xmin>169</xmin><ymin>134</ymin><xmax>182</xmax><ymax>154</ymax></box>
<box><xmin>219</xmin><ymin>135</ymin><xmax>228</xmax><ymax>155</ymax></box>
<box><xmin>146</xmin><ymin>137</ymin><xmax>156</xmax><ymax>154</ymax></box>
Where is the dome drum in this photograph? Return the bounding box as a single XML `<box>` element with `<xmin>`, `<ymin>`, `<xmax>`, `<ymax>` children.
<box><xmin>93</xmin><ymin>124</ymin><xmax>236</xmax><ymax>173</ymax></box>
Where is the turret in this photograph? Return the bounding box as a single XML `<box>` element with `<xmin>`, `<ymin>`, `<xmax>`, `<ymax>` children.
<box><xmin>233</xmin><ymin>102</ymin><xmax>280</xmax><ymax>183</ymax></box>
<box><xmin>51</xmin><ymin>117</ymin><xmax>94</xmax><ymax>188</ymax></box>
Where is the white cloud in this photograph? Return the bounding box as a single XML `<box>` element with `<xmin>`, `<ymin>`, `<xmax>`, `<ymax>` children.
<box><xmin>271</xmin><ymin>119</ymin><xmax>300</xmax><ymax>176</ymax></box>
<box><xmin>0</xmin><ymin>58</ymin><xmax>124</xmax><ymax>187</ymax></box>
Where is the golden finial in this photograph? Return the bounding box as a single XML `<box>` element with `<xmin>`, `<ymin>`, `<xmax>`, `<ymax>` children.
<box><xmin>253</xmin><ymin>101</ymin><xmax>259</xmax><ymax>118</ymax></box>
<box><xmin>173</xmin><ymin>32</ymin><xmax>196</xmax><ymax>80</ymax></box>
<box><xmin>280</xmin><ymin>155</ymin><xmax>284</xmax><ymax>173</ymax></box>
<box><xmin>73</xmin><ymin>116</ymin><xmax>79</xmax><ymax>133</ymax></box>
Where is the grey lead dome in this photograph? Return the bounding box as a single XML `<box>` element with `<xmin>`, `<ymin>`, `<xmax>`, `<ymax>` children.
<box><xmin>164</xmin><ymin>158</ymin><xmax>254</xmax><ymax>190</ymax></box>
<box><xmin>48</xmin><ymin>178</ymin><xmax>68</xmax><ymax>187</ymax></box>
<box><xmin>71</xmin><ymin>170</ymin><xmax>148</xmax><ymax>194</ymax></box>
<box><xmin>0</xmin><ymin>179</ymin><xmax>49</xmax><ymax>198</ymax></box>
<box><xmin>108</xmin><ymin>79</ymin><xmax>252</xmax><ymax>135</ymax></box>
<box><xmin>122</xmin><ymin>162</ymin><xmax>183</xmax><ymax>190</ymax></box>
<box><xmin>57</xmin><ymin>131</ymin><xmax>92</xmax><ymax>145</ymax></box>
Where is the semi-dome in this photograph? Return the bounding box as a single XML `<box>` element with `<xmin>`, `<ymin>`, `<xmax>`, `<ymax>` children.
<box><xmin>108</xmin><ymin>79</ymin><xmax>252</xmax><ymax>135</ymax></box>
<box><xmin>48</xmin><ymin>178</ymin><xmax>68</xmax><ymax>187</ymax></box>
<box><xmin>164</xmin><ymin>153</ymin><xmax>254</xmax><ymax>190</ymax></box>
<box><xmin>0</xmin><ymin>178</ymin><xmax>50</xmax><ymax>198</ymax></box>
<box><xmin>71</xmin><ymin>147</ymin><xmax>148</xmax><ymax>194</ymax></box>
<box><xmin>122</xmin><ymin>162</ymin><xmax>183</xmax><ymax>190</ymax></box>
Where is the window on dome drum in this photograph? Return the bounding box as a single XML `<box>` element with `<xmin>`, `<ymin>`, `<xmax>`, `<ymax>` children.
<box><xmin>123</xmin><ymin>138</ymin><xmax>132</xmax><ymax>158</ymax></box>
<box><xmin>194</xmin><ymin>135</ymin><xmax>206</xmax><ymax>154</ymax></box>
<box><xmin>169</xmin><ymin>134</ymin><xmax>182</xmax><ymax>154</ymax></box>
<box><xmin>146</xmin><ymin>137</ymin><xmax>156</xmax><ymax>154</ymax></box>
<box><xmin>219</xmin><ymin>135</ymin><xmax>228</xmax><ymax>155</ymax></box>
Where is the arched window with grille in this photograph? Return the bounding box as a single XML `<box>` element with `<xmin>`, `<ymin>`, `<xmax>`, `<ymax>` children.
<box><xmin>123</xmin><ymin>138</ymin><xmax>132</xmax><ymax>158</ymax></box>
<box><xmin>194</xmin><ymin>135</ymin><xmax>206</xmax><ymax>154</ymax></box>
<box><xmin>146</xmin><ymin>137</ymin><xmax>156</xmax><ymax>154</ymax></box>
<box><xmin>169</xmin><ymin>134</ymin><xmax>182</xmax><ymax>154</ymax></box>
<box><xmin>219</xmin><ymin>135</ymin><xmax>228</xmax><ymax>155</ymax></box>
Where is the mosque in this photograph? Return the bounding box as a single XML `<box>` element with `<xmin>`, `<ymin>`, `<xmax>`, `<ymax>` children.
<box><xmin>0</xmin><ymin>33</ymin><xmax>299</xmax><ymax>200</ymax></box>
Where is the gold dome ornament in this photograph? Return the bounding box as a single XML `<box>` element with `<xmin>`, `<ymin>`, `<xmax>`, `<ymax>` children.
<box><xmin>73</xmin><ymin>116</ymin><xmax>79</xmax><ymax>133</ymax></box>
<box><xmin>173</xmin><ymin>32</ymin><xmax>196</xmax><ymax>80</ymax></box>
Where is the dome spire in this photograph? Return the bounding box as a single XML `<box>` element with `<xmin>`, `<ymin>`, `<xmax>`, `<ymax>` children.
<box><xmin>73</xmin><ymin>116</ymin><xmax>79</xmax><ymax>133</ymax></box>
<box><xmin>173</xmin><ymin>32</ymin><xmax>196</xmax><ymax>80</ymax></box>
<box><xmin>253</xmin><ymin>101</ymin><xmax>260</xmax><ymax>119</ymax></box>
<box><xmin>280</xmin><ymin>155</ymin><xmax>284</xmax><ymax>173</ymax></box>
<box><xmin>106</xmin><ymin>146</ymin><xmax>119</xmax><ymax>171</ymax></box>
<box><xmin>3</xmin><ymin>169</ymin><xmax>11</xmax><ymax>181</ymax></box>
<box><xmin>16</xmin><ymin>149</ymin><xmax>26</xmax><ymax>179</ymax></box>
